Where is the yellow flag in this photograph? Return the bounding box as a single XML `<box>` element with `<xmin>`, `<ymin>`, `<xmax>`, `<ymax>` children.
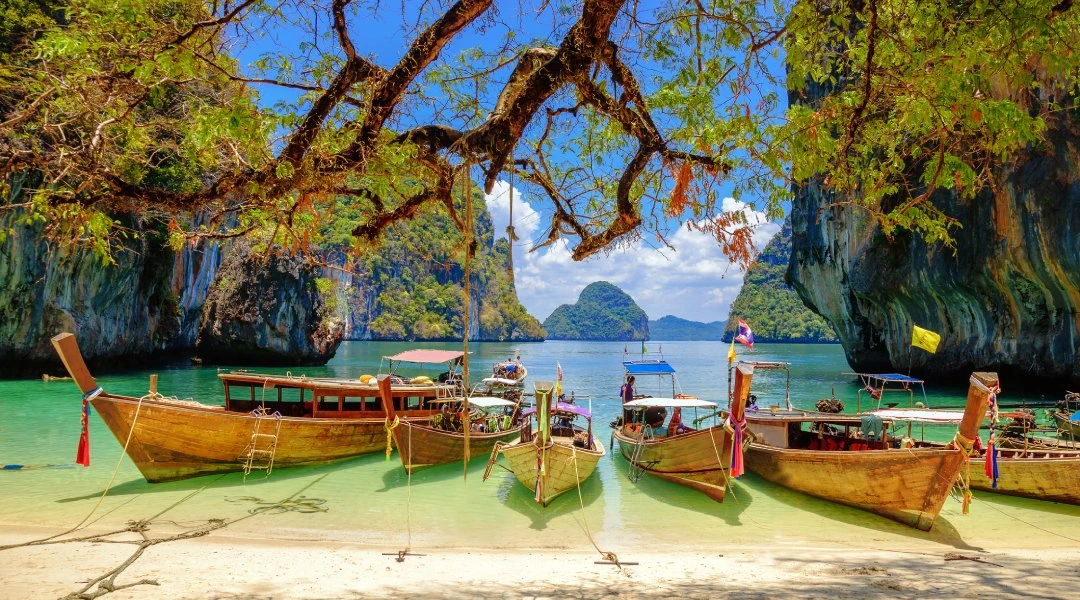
<box><xmin>912</xmin><ymin>324</ymin><xmax>941</xmax><ymax>354</ymax></box>
<box><xmin>727</xmin><ymin>337</ymin><xmax>736</xmax><ymax>364</ymax></box>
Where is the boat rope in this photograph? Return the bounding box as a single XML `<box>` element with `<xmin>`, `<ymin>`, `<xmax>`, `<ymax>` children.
<box><xmin>384</xmin><ymin>416</ymin><xmax>400</xmax><ymax>460</ymax></box>
<box><xmin>985</xmin><ymin>392</ymin><xmax>1000</xmax><ymax>489</ymax></box>
<box><xmin>570</xmin><ymin>444</ymin><xmax>624</xmax><ymax>569</ymax></box>
<box><xmin>950</xmin><ymin>430</ymin><xmax>977</xmax><ymax>515</ymax></box>
<box><xmin>708</xmin><ymin>423</ymin><xmax>736</xmax><ymax>502</ymax></box>
<box><xmin>966</xmin><ymin>492</ymin><xmax>1080</xmax><ymax>544</ymax></box>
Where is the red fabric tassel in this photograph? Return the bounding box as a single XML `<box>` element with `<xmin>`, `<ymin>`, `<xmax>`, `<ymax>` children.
<box><xmin>76</xmin><ymin>397</ymin><xmax>90</xmax><ymax>467</ymax></box>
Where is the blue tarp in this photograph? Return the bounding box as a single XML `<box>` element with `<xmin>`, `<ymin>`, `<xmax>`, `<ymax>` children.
<box><xmin>1070</xmin><ymin>409</ymin><xmax>1080</xmax><ymax>422</ymax></box>
<box><xmin>624</xmin><ymin>360</ymin><xmax>676</xmax><ymax>375</ymax></box>
<box><xmin>857</xmin><ymin>373</ymin><xmax>924</xmax><ymax>384</ymax></box>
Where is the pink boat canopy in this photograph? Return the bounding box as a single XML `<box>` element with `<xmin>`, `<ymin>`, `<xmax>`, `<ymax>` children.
<box><xmin>384</xmin><ymin>349</ymin><xmax>466</xmax><ymax>365</ymax></box>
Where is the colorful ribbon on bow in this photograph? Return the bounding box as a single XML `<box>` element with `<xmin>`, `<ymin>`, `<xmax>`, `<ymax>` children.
<box><xmin>984</xmin><ymin>392</ymin><xmax>1000</xmax><ymax>489</ymax></box>
<box><xmin>725</xmin><ymin>414</ymin><xmax>747</xmax><ymax>478</ymax></box>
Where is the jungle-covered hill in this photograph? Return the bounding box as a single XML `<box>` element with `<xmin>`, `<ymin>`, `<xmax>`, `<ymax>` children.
<box><xmin>543</xmin><ymin>281</ymin><xmax>648</xmax><ymax>341</ymax></box>
<box><xmin>648</xmin><ymin>315</ymin><xmax>727</xmax><ymax>340</ymax></box>
<box><xmin>726</xmin><ymin>220</ymin><xmax>838</xmax><ymax>343</ymax></box>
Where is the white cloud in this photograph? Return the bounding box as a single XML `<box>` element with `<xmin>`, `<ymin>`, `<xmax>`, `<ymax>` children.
<box><xmin>484</xmin><ymin>180</ymin><xmax>540</xmax><ymax>244</ymax></box>
<box><xmin>483</xmin><ymin>183</ymin><xmax>781</xmax><ymax>324</ymax></box>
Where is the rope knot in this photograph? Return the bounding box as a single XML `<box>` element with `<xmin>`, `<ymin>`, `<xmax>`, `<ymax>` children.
<box><xmin>384</xmin><ymin>416</ymin><xmax>400</xmax><ymax>460</ymax></box>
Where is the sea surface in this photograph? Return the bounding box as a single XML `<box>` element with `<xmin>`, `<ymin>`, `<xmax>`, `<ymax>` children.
<box><xmin>2</xmin><ymin>341</ymin><xmax>1077</xmax><ymax>553</ymax></box>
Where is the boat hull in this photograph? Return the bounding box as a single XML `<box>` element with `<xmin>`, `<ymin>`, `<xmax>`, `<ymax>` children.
<box><xmin>392</xmin><ymin>420</ymin><xmax>523</xmax><ymax>473</ymax></box>
<box><xmin>499</xmin><ymin>439</ymin><xmax>604</xmax><ymax>506</ymax></box>
<box><xmin>964</xmin><ymin>449</ymin><xmax>1080</xmax><ymax>505</ymax></box>
<box><xmin>92</xmin><ymin>394</ymin><xmax>411</xmax><ymax>482</ymax></box>
<box><xmin>743</xmin><ymin>443</ymin><xmax>963</xmax><ymax>531</ymax></box>
<box><xmin>613</xmin><ymin>426</ymin><xmax>735</xmax><ymax>502</ymax></box>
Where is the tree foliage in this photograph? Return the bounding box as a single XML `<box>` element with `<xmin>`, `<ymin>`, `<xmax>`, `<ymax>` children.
<box><xmin>1</xmin><ymin>0</ymin><xmax>1077</xmax><ymax>265</ymax></box>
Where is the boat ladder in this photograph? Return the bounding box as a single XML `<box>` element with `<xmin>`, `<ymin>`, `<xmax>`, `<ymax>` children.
<box><xmin>242</xmin><ymin>407</ymin><xmax>282</xmax><ymax>480</ymax></box>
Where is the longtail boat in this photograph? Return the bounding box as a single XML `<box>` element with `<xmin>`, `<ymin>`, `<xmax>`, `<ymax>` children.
<box><xmin>741</xmin><ymin>362</ymin><xmax>998</xmax><ymax>531</ymax></box>
<box><xmin>50</xmin><ymin>333</ymin><xmax>449</xmax><ymax>482</ymax></box>
<box><xmin>484</xmin><ymin>380</ymin><xmax>604</xmax><ymax>506</ymax></box>
<box><xmin>378</xmin><ymin>374</ymin><xmax>523</xmax><ymax>474</ymax></box>
<box><xmin>611</xmin><ymin>359</ymin><xmax>752</xmax><ymax>502</ymax></box>
<box><xmin>873</xmin><ymin>409</ymin><xmax>1080</xmax><ymax>505</ymax></box>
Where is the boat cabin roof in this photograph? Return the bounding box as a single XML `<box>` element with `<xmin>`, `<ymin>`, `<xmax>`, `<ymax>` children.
<box><xmin>870</xmin><ymin>408</ymin><xmax>963</xmax><ymax>423</ymax></box>
<box><xmin>745</xmin><ymin>407</ymin><xmax>887</xmax><ymax>426</ymax></box>
<box><xmin>428</xmin><ymin>396</ymin><xmax>516</xmax><ymax>408</ymax></box>
<box><xmin>624</xmin><ymin>397</ymin><xmax>716</xmax><ymax>409</ymax></box>
<box><xmin>384</xmin><ymin>349</ymin><xmax>466</xmax><ymax>365</ymax></box>
<box><xmin>523</xmin><ymin>401</ymin><xmax>591</xmax><ymax>420</ymax></box>
<box><xmin>852</xmin><ymin>372</ymin><xmax>925</xmax><ymax>386</ymax></box>
<box><xmin>623</xmin><ymin>360</ymin><xmax>675</xmax><ymax>375</ymax></box>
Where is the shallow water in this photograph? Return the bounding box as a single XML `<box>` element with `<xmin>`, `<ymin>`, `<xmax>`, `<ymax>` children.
<box><xmin>2</xmin><ymin>341</ymin><xmax>1077</xmax><ymax>553</ymax></box>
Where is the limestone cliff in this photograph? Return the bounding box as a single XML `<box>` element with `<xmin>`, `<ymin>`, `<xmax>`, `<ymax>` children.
<box><xmin>196</xmin><ymin>242</ymin><xmax>343</xmax><ymax>365</ymax></box>
<box><xmin>0</xmin><ymin>174</ymin><xmax>219</xmax><ymax>377</ymax></box>
<box><xmin>788</xmin><ymin>115</ymin><xmax>1080</xmax><ymax>385</ymax></box>
<box><xmin>327</xmin><ymin>194</ymin><xmax>545</xmax><ymax>342</ymax></box>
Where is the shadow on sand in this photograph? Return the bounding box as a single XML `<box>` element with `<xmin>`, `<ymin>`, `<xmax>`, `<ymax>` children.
<box><xmin>56</xmin><ymin>453</ymin><xmax>385</xmax><ymax>503</ymax></box>
<box><xmin>740</xmin><ymin>473</ymin><xmax>983</xmax><ymax>551</ymax></box>
<box><xmin>607</xmin><ymin>449</ymin><xmax>751</xmax><ymax>526</ymax></box>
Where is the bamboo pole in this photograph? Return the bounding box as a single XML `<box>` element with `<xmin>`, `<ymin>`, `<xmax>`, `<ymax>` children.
<box><xmin>462</xmin><ymin>164</ymin><xmax>472</xmax><ymax>477</ymax></box>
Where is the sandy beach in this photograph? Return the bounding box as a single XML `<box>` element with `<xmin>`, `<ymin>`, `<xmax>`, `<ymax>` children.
<box><xmin>4</xmin><ymin>521</ymin><xmax>1080</xmax><ymax>599</ymax></box>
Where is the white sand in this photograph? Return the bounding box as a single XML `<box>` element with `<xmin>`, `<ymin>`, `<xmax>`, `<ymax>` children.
<box><xmin>3</xmin><ymin>524</ymin><xmax>1079</xmax><ymax>599</ymax></box>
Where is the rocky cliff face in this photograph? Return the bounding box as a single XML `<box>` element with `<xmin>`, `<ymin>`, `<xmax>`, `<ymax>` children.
<box><xmin>196</xmin><ymin>242</ymin><xmax>344</xmax><ymax>365</ymax></box>
<box><xmin>788</xmin><ymin>115</ymin><xmax>1080</xmax><ymax>385</ymax></box>
<box><xmin>328</xmin><ymin>202</ymin><xmax>545</xmax><ymax>342</ymax></box>
<box><xmin>0</xmin><ymin>174</ymin><xmax>219</xmax><ymax>377</ymax></box>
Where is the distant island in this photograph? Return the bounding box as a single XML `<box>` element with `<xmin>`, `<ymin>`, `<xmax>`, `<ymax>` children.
<box><xmin>648</xmin><ymin>315</ymin><xmax>727</xmax><ymax>341</ymax></box>
<box><xmin>543</xmin><ymin>281</ymin><xmax>648</xmax><ymax>341</ymax></box>
<box><xmin>725</xmin><ymin>219</ymin><xmax>838</xmax><ymax>343</ymax></box>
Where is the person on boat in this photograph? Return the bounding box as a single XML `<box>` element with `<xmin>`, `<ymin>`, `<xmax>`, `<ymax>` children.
<box><xmin>620</xmin><ymin>375</ymin><xmax>636</xmax><ymax>424</ymax></box>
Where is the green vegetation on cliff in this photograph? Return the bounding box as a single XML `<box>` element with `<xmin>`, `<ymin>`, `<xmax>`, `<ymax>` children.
<box><xmin>726</xmin><ymin>221</ymin><xmax>837</xmax><ymax>343</ymax></box>
<box><xmin>543</xmin><ymin>282</ymin><xmax>648</xmax><ymax>341</ymax></box>
<box><xmin>320</xmin><ymin>188</ymin><xmax>544</xmax><ymax>342</ymax></box>
<box><xmin>649</xmin><ymin>316</ymin><xmax>726</xmax><ymax>341</ymax></box>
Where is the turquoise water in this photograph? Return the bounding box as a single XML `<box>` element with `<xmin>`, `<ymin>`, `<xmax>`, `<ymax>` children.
<box><xmin>1</xmin><ymin>341</ymin><xmax>1077</xmax><ymax>552</ymax></box>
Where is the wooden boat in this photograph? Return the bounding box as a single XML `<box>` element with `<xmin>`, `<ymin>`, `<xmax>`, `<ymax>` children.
<box><xmin>378</xmin><ymin>374</ymin><xmax>523</xmax><ymax>473</ymax></box>
<box><xmin>50</xmin><ymin>333</ymin><xmax>449</xmax><ymax>482</ymax></box>
<box><xmin>874</xmin><ymin>409</ymin><xmax>1080</xmax><ymax>505</ymax></box>
<box><xmin>611</xmin><ymin>360</ymin><xmax>752</xmax><ymax>502</ymax></box>
<box><xmin>484</xmin><ymin>380</ymin><xmax>605</xmax><ymax>506</ymax></box>
<box><xmin>741</xmin><ymin>363</ymin><xmax>999</xmax><ymax>531</ymax></box>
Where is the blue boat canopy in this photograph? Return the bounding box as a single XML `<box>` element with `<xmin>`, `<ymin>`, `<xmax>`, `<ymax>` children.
<box><xmin>854</xmin><ymin>373</ymin><xmax>924</xmax><ymax>384</ymax></box>
<box><xmin>624</xmin><ymin>360</ymin><xmax>676</xmax><ymax>375</ymax></box>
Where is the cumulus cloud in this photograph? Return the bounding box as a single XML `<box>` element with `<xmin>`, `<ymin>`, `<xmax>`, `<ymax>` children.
<box><xmin>483</xmin><ymin>182</ymin><xmax>781</xmax><ymax>323</ymax></box>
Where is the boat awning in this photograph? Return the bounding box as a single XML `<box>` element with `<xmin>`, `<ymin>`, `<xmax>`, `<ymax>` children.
<box><xmin>385</xmin><ymin>349</ymin><xmax>466</xmax><ymax>364</ymax></box>
<box><xmin>623</xmin><ymin>360</ymin><xmax>675</xmax><ymax>375</ymax></box>
<box><xmin>624</xmin><ymin>397</ymin><xmax>716</xmax><ymax>409</ymax></box>
<box><xmin>523</xmin><ymin>402</ymin><xmax>591</xmax><ymax>419</ymax></box>
<box><xmin>853</xmin><ymin>373</ymin><xmax>925</xmax><ymax>385</ymax></box>
<box><xmin>869</xmin><ymin>409</ymin><xmax>963</xmax><ymax>423</ymax></box>
<box><xmin>428</xmin><ymin>396</ymin><xmax>516</xmax><ymax>408</ymax></box>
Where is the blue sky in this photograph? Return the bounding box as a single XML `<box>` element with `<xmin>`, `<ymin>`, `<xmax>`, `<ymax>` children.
<box><xmin>228</xmin><ymin>1</ymin><xmax>788</xmax><ymax>322</ymax></box>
